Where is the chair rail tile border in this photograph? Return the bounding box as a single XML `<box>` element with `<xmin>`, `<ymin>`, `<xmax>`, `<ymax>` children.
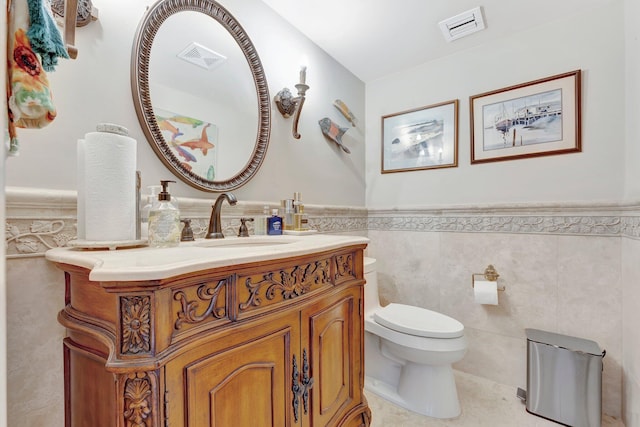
<box><xmin>6</xmin><ymin>187</ymin><xmax>640</xmax><ymax>258</ymax></box>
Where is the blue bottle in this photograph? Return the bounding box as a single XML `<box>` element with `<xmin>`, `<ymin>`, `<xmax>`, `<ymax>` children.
<box><xmin>267</xmin><ymin>209</ymin><xmax>283</xmax><ymax>235</ymax></box>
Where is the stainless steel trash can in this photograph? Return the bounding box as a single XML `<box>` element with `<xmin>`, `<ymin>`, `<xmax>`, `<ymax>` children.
<box><xmin>525</xmin><ymin>328</ymin><xmax>606</xmax><ymax>427</ymax></box>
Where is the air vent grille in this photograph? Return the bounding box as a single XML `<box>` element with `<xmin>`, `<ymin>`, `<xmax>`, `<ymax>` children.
<box><xmin>177</xmin><ymin>42</ymin><xmax>227</xmax><ymax>71</ymax></box>
<box><xmin>439</xmin><ymin>6</ymin><xmax>486</xmax><ymax>42</ymax></box>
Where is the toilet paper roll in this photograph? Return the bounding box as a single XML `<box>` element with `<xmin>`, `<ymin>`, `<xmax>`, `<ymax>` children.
<box><xmin>82</xmin><ymin>130</ymin><xmax>137</xmax><ymax>241</ymax></box>
<box><xmin>473</xmin><ymin>280</ymin><xmax>498</xmax><ymax>305</ymax></box>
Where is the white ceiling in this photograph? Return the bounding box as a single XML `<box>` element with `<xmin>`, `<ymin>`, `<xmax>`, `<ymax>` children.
<box><xmin>262</xmin><ymin>0</ymin><xmax>611</xmax><ymax>83</ymax></box>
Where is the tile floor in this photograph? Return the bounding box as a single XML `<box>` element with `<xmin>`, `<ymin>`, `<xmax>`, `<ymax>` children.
<box><xmin>366</xmin><ymin>370</ymin><xmax>625</xmax><ymax>427</ymax></box>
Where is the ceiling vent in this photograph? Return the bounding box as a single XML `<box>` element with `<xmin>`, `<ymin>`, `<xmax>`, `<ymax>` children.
<box><xmin>439</xmin><ymin>6</ymin><xmax>486</xmax><ymax>42</ymax></box>
<box><xmin>177</xmin><ymin>42</ymin><xmax>227</xmax><ymax>71</ymax></box>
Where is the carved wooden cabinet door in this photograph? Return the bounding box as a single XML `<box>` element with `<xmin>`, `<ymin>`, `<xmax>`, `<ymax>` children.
<box><xmin>302</xmin><ymin>287</ymin><xmax>363</xmax><ymax>427</ymax></box>
<box><xmin>164</xmin><ymin>310</ymin><xmax>300</xmax><ymax>427</ymax></box>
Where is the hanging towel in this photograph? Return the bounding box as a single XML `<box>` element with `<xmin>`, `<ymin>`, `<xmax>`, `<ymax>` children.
<box><xmin>6</xmin><ymin>0</ymin><xmax>61</xmax><ymax>155</ymax></box>
<box><xmin>26</xmin><ymin>0</ymin><xmax>69</xmax><ymax>72</ymax></box>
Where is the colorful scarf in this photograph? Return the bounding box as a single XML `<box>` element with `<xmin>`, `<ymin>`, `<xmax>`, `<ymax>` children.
<box><xmin>6</xmin><ymin>0</ymin><xmax>68</xmax><ymax>156</ymax></box>
<box><xmin>27</xmin><ymin>0</ymin><xmax>69</xmax><ymax>71</ymax></box>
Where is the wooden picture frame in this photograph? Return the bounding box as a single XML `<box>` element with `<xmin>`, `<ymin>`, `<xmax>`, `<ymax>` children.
<box><xmin>470</xmin><ymin>70</ymin><xmax>581</xmax><ymax>164</ymax></box>
<box><xmin>381</xmin><ymin>100</ymin><xmax>458</xmax><ymax>173</ymax></box>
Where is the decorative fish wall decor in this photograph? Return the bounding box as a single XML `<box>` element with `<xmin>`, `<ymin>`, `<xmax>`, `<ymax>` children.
<box><xmin>319</xmin><ymin>117</ymin><xmax>350</xmax><ymax>154</ymax></box>
<box><xmin>333</xmin><ymin>99</ymin><xmax>358</xmax><ymax>127</ymax></box>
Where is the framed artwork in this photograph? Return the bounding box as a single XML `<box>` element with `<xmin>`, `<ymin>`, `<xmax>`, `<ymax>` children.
<box><xmin>470</xmin><ymin>70</ymin><xmax>581</xmax><ymax>164</ymax></box>
<box><xmin>381</xmin><ymin>100</ymin><xmax>458</xmax><ymax>173</ymax></box>
<box><xmin>154</xmin><ymin>108</ymin><xmax>218</xmax><ymax>181</ymax></box>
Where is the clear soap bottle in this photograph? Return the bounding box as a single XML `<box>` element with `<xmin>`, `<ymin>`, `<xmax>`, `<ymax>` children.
<box><xmin>281</xmin><ymin>199</ymin><xmax>295</xmax><ymax>231</ymax></box>
<box><xmin>148</xmin><ymin>180</ymin><xmax>181</xmax><ymax>247</ymax></box>
<box><xmin>254</xmin><ymin>204</ymin><xmax>269</xmax><ymax>235</ymax></box>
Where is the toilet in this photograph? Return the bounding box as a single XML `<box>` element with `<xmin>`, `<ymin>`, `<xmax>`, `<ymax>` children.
<box><xmin>363</xmin><ymin>257</ymin><xmax>467</xmax><ymax>419</ymax></box>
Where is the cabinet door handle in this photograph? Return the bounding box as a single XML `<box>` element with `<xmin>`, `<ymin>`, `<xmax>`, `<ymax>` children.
<box><xmin>301</xmin><ymin>348</ymin><xmax>314</xmax><ymax>415</ymax></box>
<box><xmin>292</xmin><ymin>354</ymin><xmax>301</xmax><ymax>423</ymax></box>
<box><xmin>292</xmin><ymin>349</ymin><xmax>314</xmax><ymax>422</ymax></box>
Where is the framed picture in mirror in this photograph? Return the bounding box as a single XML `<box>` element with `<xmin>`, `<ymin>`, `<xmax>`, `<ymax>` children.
<box><xmin>155</xmin><ymin>109</ymin><xmax>218</xmax><ymax>181</ymax></box>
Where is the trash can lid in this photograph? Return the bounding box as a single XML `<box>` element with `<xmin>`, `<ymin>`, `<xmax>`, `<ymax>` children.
<box><xmin>525</xmin><ymin>328</ymin><xmax>603</xmax><ymax>356</ymax></box>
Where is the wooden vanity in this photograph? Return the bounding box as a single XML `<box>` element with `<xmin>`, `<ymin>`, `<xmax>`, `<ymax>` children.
<box><xmin>47</xmin><ymin>235</ymin><xmax>371</xmax><ymax>427</ymax></box>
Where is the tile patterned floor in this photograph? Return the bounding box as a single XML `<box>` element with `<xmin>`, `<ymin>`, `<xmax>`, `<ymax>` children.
<box><xmin>366</xmin><ymin>371</ymin><xmax>625</xmax><ymax>427</ymax></box>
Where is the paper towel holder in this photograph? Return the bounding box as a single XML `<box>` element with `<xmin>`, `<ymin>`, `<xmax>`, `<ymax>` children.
<box><xmin>471</xmin><ymin>265</ymin><xmax>505</xmax><ymax>291</ymax></box>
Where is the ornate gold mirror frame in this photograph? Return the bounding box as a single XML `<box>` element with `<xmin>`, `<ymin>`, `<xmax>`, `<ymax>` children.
<box><xmin>131</xmin><ymin>0</ymin><xmax>271</xmax><ymax>192</ymax></box>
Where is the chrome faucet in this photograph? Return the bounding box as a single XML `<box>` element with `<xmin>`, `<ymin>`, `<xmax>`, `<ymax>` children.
<box><xmin>206</xmin><ymin>193</ymin><xmax>238</xmax><ymax>239</ymax></box>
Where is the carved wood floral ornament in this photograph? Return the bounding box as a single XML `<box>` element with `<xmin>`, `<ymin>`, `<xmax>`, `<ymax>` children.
<box><xmin>121</xmin><ymin>296</ymin><xmax>152</xmax><ymax>355</ymax></box>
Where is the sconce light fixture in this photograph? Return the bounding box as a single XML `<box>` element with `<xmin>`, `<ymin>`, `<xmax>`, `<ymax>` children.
<box><xmin>274</xmin><ymin>66</ymin><xmax>310</xmax><ymax>139</ymax></box>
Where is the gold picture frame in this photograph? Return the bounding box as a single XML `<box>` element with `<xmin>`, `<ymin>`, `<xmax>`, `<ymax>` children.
<box><xmin>381</xmin><ymin>100</ymin><xmax>458</xmax><ymax>173</ymax></box>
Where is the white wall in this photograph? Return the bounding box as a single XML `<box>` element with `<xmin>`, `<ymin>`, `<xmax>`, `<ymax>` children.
<box><xmin>365</xmin><ymin>0</ymin><xmax>625</xmax><ymax>207</ymax></box>
<box><xmin>624</xmin><ymin>0</ymin><xmax>640</xmax><ymax>200</ymax></box>
<box><xmin>624</xmin><ymin>1</ymin><xmax>640</xmax><ymax>424</ymax></box>
<box><xmin>4</xmin><ymin>0</ymin><xmax>366</xmax><ymax>207</ymax></box>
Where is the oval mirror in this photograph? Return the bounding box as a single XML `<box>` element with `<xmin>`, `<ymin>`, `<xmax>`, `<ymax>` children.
<box><xmin>131</xmin><ymin>0</ymin><xmax>270</xmax><ymax>191</ymax></box>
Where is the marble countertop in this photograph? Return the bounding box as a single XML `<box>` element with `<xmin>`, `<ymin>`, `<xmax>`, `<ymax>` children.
<box><xmin>45</xmin><ymin>234</ymin><xmax>369</xmax><ymax>282</ymax></box>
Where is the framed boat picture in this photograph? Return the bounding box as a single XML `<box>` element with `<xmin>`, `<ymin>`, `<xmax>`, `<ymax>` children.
<box><xmin>381</xmin><ymin>100</ymin><xmax>458</xmax><ymax>173</ymax></box>
<box><xmin>470</xmin><ymin>70</ymin><xmax>581</xmax><ymax>164</ymax></box>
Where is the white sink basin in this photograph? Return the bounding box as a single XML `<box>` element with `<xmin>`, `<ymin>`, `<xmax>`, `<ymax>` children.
<box><xmin>193</xmin><ymin>236</ymin><xmax>300</xmax><ymax>249</ymax></box>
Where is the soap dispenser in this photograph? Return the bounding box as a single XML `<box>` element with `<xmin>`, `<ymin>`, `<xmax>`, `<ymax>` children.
<box><xmin>148</xmin><ymin>180</ymin><xmax>181</xmax><ymax>247</ymax></box>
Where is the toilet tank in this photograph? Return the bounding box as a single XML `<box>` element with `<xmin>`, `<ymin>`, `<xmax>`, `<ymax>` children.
<box><xmin>363</xmin><ymin>257</ymin><xmax>381</xmax><ymax>315</ymax></box>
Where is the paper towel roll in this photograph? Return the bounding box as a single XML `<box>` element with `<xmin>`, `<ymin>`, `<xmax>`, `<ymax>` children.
<box><xmin>76</xmin><ymin>139</ymin><xmax>86</xmax><ymax>240</ymax></box>
<box><xmin>82</xmin><ymin>129</ymin><xmax>137</xmax><ymax>241</ymax></box>
<box><xmin>474</xmin><ymin>280</ymin><xmax>498</xmax><ymax>305</ymax></box>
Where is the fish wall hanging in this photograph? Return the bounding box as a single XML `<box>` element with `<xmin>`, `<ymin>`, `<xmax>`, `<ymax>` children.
<box><xmin>333</xmin><ymin>99</ymin><xmax>358</xmax><ymax>127</ymax></box>
<box><xmin>319</xmin><ymin>117</ymin><xmax>350</xmax><ymax>154</ymax></box>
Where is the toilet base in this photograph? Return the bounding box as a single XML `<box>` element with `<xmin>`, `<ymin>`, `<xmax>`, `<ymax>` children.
<box><xmin>365</xmin><ymin>362</ymin><xmax>461</xmax><ymax>419</ymax></box>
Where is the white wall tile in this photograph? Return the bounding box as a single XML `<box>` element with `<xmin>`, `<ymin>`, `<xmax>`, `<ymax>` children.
<box><xmin>368</xmin><ymin>229</ymin><xmax>625</xmax><ymax>418</ymax></box>
<box><xmin>622</xmin><ymin>237</ymin><xmax>640</xmax><ymax>427</ymax></box>
<box><xmin>6</xmin><ymin>258</ymin><xmax>65</xmax><ymax>426</ymax></box>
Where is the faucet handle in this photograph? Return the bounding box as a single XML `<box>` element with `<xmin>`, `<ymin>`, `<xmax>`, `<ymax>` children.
<box><xmin>238</xmin><ymin>217</ymin><xmax>254</xmax><ymax>237</ymax></box>
<box><xmin>180</xmin><ymin>218</ymin><xmax>195</xmax><ymax>242</ymax></box>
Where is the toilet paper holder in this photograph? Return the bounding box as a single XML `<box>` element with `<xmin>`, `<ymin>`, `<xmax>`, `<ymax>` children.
<box><xmin>471</xmin><ymin>265</ymin><xmax>506</xmax><ymax>291</ymax></box>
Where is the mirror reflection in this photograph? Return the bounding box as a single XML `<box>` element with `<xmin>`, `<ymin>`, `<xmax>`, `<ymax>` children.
<box><xmin>132</xmin><ymin>0</ymin><xmax>270</xmax><ymax>191</ymax></box>
<box><xmin>150</xmin><ymin>11</ymin><xmax>258</xmax><ymax>181</ymax></box>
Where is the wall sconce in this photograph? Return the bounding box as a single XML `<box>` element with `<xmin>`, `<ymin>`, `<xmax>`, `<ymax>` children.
<box><xmin>274</xmin><ymin>66</ymin><xmax>309</xmax><ymax>139</ymax></box>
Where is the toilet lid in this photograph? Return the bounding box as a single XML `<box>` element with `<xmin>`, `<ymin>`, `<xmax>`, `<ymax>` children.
<box><xmin>373</xmin><ymin>303</ymin><xmax>464</xmax><ymax>338</ymax></box>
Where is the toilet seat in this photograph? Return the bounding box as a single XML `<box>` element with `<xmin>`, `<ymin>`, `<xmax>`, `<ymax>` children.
<box><xmin>373</xmin><ymin>303</ymin><xmax>464</xmax><ymax>339</ymax></box>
